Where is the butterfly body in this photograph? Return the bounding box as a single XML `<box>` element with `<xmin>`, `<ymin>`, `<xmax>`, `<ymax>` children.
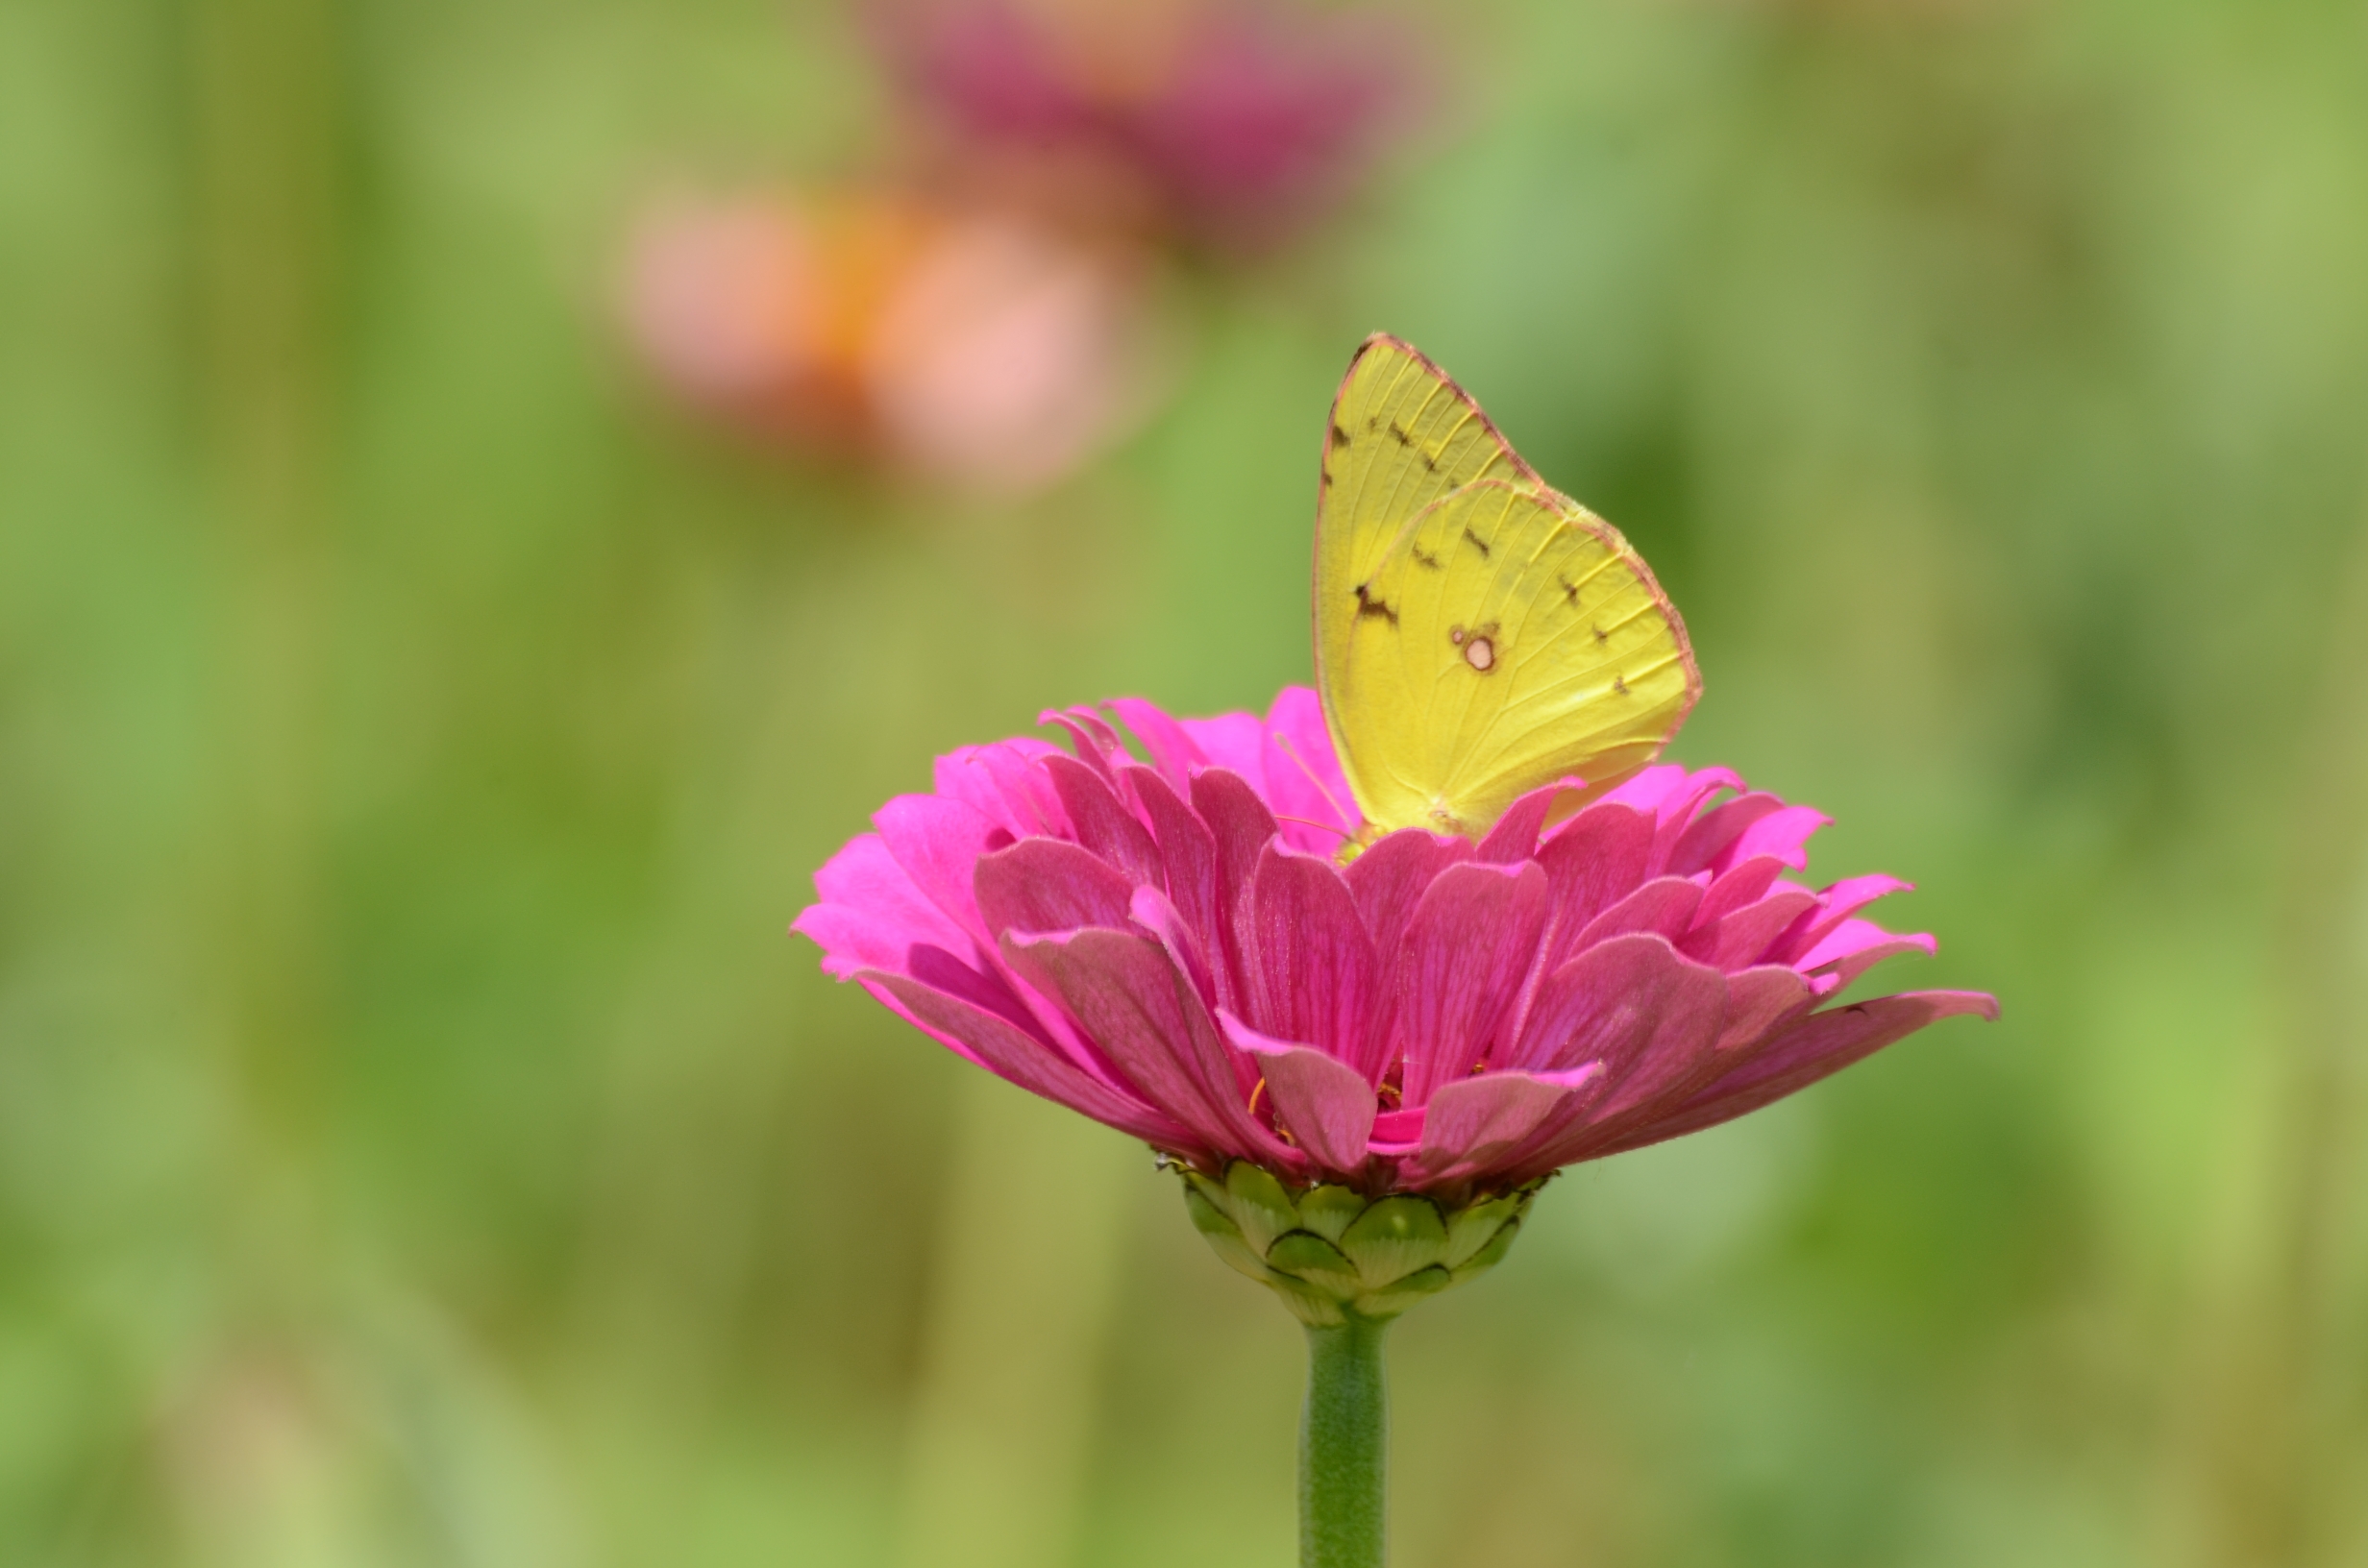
<box><xmin>1314</xmin><ymin>336</ymin><xmax>1700</xmax><ymax>843</ymax></box>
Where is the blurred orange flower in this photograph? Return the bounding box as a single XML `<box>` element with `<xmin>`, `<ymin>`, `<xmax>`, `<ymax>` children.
<box><xmin>624</xmin><ymin>188</ymin><xmax>1163</xmax><ymax>494</ymax></box>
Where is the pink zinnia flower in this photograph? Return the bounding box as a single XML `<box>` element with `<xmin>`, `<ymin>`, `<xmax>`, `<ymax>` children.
<box><xmin>871</xmin><ymin>0</ymin><xmax>1419</xmax><ymax>254</ymax></box>
<box><xmin>795</xmin><ymin>687</ymin><xmax>1995</xmax><ymax>1219</ymax></box>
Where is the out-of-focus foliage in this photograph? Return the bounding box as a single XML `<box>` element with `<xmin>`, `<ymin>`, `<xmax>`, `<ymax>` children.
<box><xmin>3</xmin><ymin>0</ymin><xmax>2366</xmax><ymax>1565</ymax></box>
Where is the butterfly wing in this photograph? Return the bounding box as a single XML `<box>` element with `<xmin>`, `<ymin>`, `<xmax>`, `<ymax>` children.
<box><xmin>1325</xmin><ymin>478</ymin><xmax>1700</xmax><ymax>836</ymax></box>
<box><xmin>1314</xmin><ymin>335</ymin><xmax>1546</xmax><ymax>755</ymax></box>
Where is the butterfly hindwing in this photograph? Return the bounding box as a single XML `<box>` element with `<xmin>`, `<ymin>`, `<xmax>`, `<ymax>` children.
<box><xmin>1313</xmin><ymin>336</ymin><xmax>1699</xmax><ymax>838</ymax></box>
<box><xmin>1326</xmin><ymin>480</ymin><xmax>1698</xmax><ymax>836</ymax></box>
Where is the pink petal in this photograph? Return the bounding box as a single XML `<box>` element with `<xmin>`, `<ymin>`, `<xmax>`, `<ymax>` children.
<box><xmin>1130</xmin><ymin>883</ymin><xmax>1220</xmax><ymax>1010</ymax></box>
<box><xmin>1531</xmin><ymin>802</ymin><xmax>1655</xmax><ymax>964</ymax></box>
<box><xmin>1125</xmin><ymin>766</ymin><xmax>1236</xmax><ymax>1013</ymax></box>
<box><xmin>801</xmin><ymin>832</ymin><xmax>972</xmax><ymax>974</ymax></box>
<box><xmin>1570</xmin><ymin>875</ymin><xmax>1704</xmax><ymax>952</ymax></box>
<box><xmin>1414</xmin><ymin>1065</ymin><xmax>1599</xmax><ymax>1180</ymax></box>
<box><xmin>1369</xmin><ymin>1104</ymin><xmax>1425</xmax><ymax>1152</ymax></box>
<box><xmin>1694</xmin><ymin>855</ymin><xmax>1788</xmax><ymax>927</ymax></box>
<box><xmin>933</xmin><ymin>739</ymin><xmax>1069</xmax><ymax>840</ymax></box>
<box><xmin>1262</xmin><ymin>685</ymin><xmax>1360</xmax><ymax>852</ymax></box>
<box><xmin>1221</xmin><ymin>1011</ymin><xmax>1376</xmax><ymax>1175</ymax></box>
<box><xmin>1600</xmin><ymin>764</ymin><xmax>1704</xmax><ymax>817</ymax></box>
<box><xmin>1507</xmin><ymin>932</ymin><xmax>1726</xmax><ymax>1081</ymax></box>
<box><xmin>1043</xmin><ymin>753</ymin><xmax>1164</xmax><ymax>889</ymax></box>
<box><xmin>1343</xmin><ymin>828</ymin><xmax>1471</xmax><ymax>956</ymax></box>
<box><xmin>1108</xmin><ymin>697</ymin><xmax>1206</xmax><ymax>791</ymax></box>
<box><xmin>1176</xmin><ymin>710</ymin><xmax>1267</xmax><ymax>781</ymax></box>
<box><xmin>1728</xmin><ymin>804</ymin><xmax>1829</xmax><ymax>870</ymax></box>
<box><xmin>1596</xmin><ymin>991</ymin><xmax>2000</xmax><ymax>1157</ymax></box>
<box><xmin>974</xmin><ymin>837</ymin><xmax>1137</xmax><ymax>937</ymax></box>
<box><xmin>1002</xmin><ymin>926</ymin><xmax>1295</xmax><ymax>1168</ymax></box>
<box><xmin>1820</xmin><ymin>933</ymin><xmax>1939</xmax><ymax>991</ymax></box>
<box><xmin>1768</xmin><ymin>874</ymin><xmax>1913</xmax><ymax>965</ymax></box>
<box><xmin>792</xmin><ymin>901</ymin><xmax>930</xmax><ymax>981</ymax></box>
<box><xmin>1246</xmin><ymin>843</ymin><xmax>1378</xmax><ymax>1074</ymax></box>
<box><xmin>1681</xmin><ymin>887</ymin><xmax>1822</xmax><ymax>971</ymax></box>
<box><xmin>1715</xmin><ymin>965</ymin><xmax>1819</xmax><ymax>1051</ymax></box>
<box><xmin>873</xmin><ymin>792</ymin><xmax>1010</xmax><ymax>939</ymax></box>
<box><xmin>1620</xmin><ymin>766</ymin><xmax>1743</xmax><ymax>870</ymax></box>
<box><xmin>1668</xmin><ymin>792</ymin><xmax>1788</xmax><ymax>877</ymax></box>
<box><xmin>1393</xmin><ymin>861</ymin><xmax>1549</xmax><ymax>1105</ymax></box>
<box><xmin>1190</xmin><ymin>766</ymin><xmax>1282</xmax><ymax>993</ymax></box>
<box><xmin>862</xmin><ymin>971</ymin><xmax>1198</xmax><ymax>1151</ymax></box>
<box><xmin>1796</xmin><ymin>915</ymin><xmax>1908</xmax><ymax>971</ymax></box>
<box><xmin>1038</xmin><ymin>704</ymin><xmax>1124</xmax><ymax>779</ymax></box>
<box><xmin>1475</xmin><ymin>777</ymin><xmax>1584</xmax><ymax>865</ymax></box>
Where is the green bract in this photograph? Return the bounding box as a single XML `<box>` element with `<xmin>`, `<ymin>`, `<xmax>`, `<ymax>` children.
<box><xmin>1177</xmin><ymin>1162</ymin><xmax>1544</xmax><ymax>1326</ymax></box>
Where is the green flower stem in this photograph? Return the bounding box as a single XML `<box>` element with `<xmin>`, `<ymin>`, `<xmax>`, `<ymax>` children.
<box><xmin>1301</xmin><ymin>1314</ymin><xmax>1390</xmax><ymax>1568</ymax></box>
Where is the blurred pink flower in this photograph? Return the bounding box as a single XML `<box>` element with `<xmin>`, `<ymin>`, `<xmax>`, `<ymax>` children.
<box><xmin>872</xmin><ymin>0</ymin><xmax>1420</xmax><ymax>254</ymax></box>
<box><xmin>623</xmin><ymin>187</ymin><xmax>1160</xmax><ymax>493</ymax></box>
<box><xmin>794</xmin><ymin>688</ymin><xmax>1996</xmax><ymax>1199</ymax></box>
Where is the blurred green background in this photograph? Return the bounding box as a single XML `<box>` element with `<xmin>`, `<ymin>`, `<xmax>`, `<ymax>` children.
<box><xmin>6</xmin><ymin>0</ymin><xmax>2368</xmax><ymax>1564</ymax></box>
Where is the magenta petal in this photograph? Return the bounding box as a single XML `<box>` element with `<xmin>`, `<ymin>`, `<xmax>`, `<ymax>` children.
<box><xmin>1415</xmin><ymin>1065</ymin><xmax>1599</xmax><ymax>1179</ymax></box>
<box><xmin>1247</xmin><ymin>843</ymin><xmax>1378</xmax><ymax>1074</ymax></box>
<box><xmin>1694</xmin><ymin>855</ymin><xmax>1788</xmax><ymax>927</ymax></box>
<box><xmin>934</xmin><ymin>739</ymin><xmax>1069</xmax><ymax>840</ymax></box>
<box><xmin>974</xmin><ymin>837</ymin><xmax>1138</xmax><ymax>937</ymax></box>
<box><xmin>792</xmin><ymin>902</ymin><xmax>926</xmax><ymax>981</ymax></box>
<box><xmin>1393</xmin><ymin>861</ymin><xmax>1549</xmax><ymax>1104</ymax></box>
<box><xmin>1039</xmin><ymin>705</ymin><xmax>1125</xmax><ymax>779</ymax></box>
<box><xmin>1262</xmin><ymin>686</ymin><xmax>1360</xmax><ymax>852</ymax></box>
<box><xmin>801</xmin><ymin>833</ymin><xmax>972</xmax><ymax>973</ymax></box>
<box><xmin>1771</xmin><ymin>874</ymin><xmax>1914</xmax><ymax>965</ymax></box>
<box><xmin>1043</xmin><ymin>753</ymin><xmax>1164</xmax><ymax>889</ymax></box>
<box><xmin>1715</xmin><ymin>965</ymin><xmax>1819</xmax><ymax>1051</ymax></box>
<box><xmin>1598</xmin><ymin>991</ymin><xmax>2001</xmax><ymax>1157</ymax></box>
<box><xmin>1571</xmin><ymin>875</ymin><xmax>1704</xmax><ymax>952</ymax></box>
<box><xmin>1728</xmin><ymin>804</ymin><xmax>1830</xmax><ymax>870</ymax></box>
<box><xmin>1126</xmin><ymin>767</ymin><xmax>1235</xmax><ymax>1013</ymax></box>
<box><xmin>1508</xmin><ymin>932</ymin><xmax>1725</xmax><ymax>1079</ymax></box>
<box><xmin>863</xmin><ymin>971</ymin><xmax>1198</xmax><ymax>1152</ymax></box>
<box><xmin>1820</xmin><ymin>933</ymin><xmax>1939</xmax><ymax>990</ymax></box>
<box><xmin>1190</xmin><ymin>767</ymin><xmax>1281</xmax><ymax>982</ymax></box>
<box><xmin>1130</xmin><ymin>884</ymin><xmax>1220</xmax><ymax>1009</ymax></box>
<box><xmin>1176</xmin><ymin>710</ymin><xmax>1267</xmax><ymax>781</ymax></box>
<box><xmin>1221</xmin><ymin>1012</ymin><xmax>1376</xmax><ymax>1174</ymax></box>
<box><xmin>1681</xmin><ymin>887</ymin><xmax>1822</xmax><ymax>970</ymax></box>
<box><xmin>874</xmin><ymin>792</ymin><xmax>1010</xmax><ymax>938</ymax></box>
<box><xmin>1108</xmin><ymin>697</ymin><xmax>1207</xmax><ymax>790</ymax></box>
<box><xmin>1369</xmin><ymin>1104</ymin><xmax>1425</xmax><ymax>1152</ymax></box>
<box><xmin>1475</xmin><ymin>778</ymin><xmax>1583</xmax><ymax>865</ymax></box>
<box><xmin>1004</xmin><ymin>926</ymin><xmax>1294</xmax><ymax>1167</ymax></box>
<box><xmin>1344</xmin><ymin>828</ymin><xmax>1471</xmax><ymax>955</ymax></box>
<box><xmin>1600</xmin><ymin>764</ymin><xmax>1700</xmax><ymax>817</ymax></box>
<box><xmin>1530</xmin><ymin>802</ymin><xmax>1655</xmax><ymax>965</ymax></box>
<box><xmin>1668</xmin><ymin>791</ymin><xmax>1789</xmax><ymax>876</ymax></box>
<box><xmin>1635</xmin><ymin>768</ymin><xmax>1745</xmax><ymax>871</ymax></box>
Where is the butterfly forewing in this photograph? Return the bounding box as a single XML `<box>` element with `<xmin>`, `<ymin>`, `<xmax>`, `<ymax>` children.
<box><xmin>1330</xmin><ymin>481</ymin><xmax>1697</xmax><ymax>835</ymax></box>
<box><xmin>1315</xmin><ymin>337</ymin><xmax>1544</xmax><ymax>745</ymax></box>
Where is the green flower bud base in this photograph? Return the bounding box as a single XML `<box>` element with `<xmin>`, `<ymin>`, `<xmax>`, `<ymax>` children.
<box><xmin>1176</xmin><ymin>1160</ymin><xmax>1543</xmax><ymax>1327</ymax></box>
<box><xmin>1176</xmin><ymin>1163</ymin><xmax>1546</xmax><ymax>1567</ymax></box>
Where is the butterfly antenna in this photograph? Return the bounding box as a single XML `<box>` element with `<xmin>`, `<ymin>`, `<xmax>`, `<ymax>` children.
<box><xmin>1274</xmin><ymin>814</ymin><xmax>1355</xmax><ymax>841</ymax></box>
<box><xmin>1270</xmin><ymin>730</ymin><xmax>1357</xmax><ymax>830</ymax></box>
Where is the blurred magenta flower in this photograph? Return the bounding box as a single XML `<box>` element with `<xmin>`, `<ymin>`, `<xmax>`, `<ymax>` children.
<box><xmin>623</xmin><ymin>186</ymin><xmax>1161</xmax><ymax>493</ymax></box>
<box><xmin>870</xmin><ymin>0</ymin><xmax>1420</xmax><ymax>254</ymax></box>
<box><xmin>796</xmin><ymin>686</ymin><xmax>1994</xmax><ymax>1207</ymax></box>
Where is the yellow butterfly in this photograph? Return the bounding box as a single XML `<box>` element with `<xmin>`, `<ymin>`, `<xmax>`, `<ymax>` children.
<box><xmin>1314</xmin><ymin>335</ymin><xmax>1701</xmax><ymax>844</ymax></box>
